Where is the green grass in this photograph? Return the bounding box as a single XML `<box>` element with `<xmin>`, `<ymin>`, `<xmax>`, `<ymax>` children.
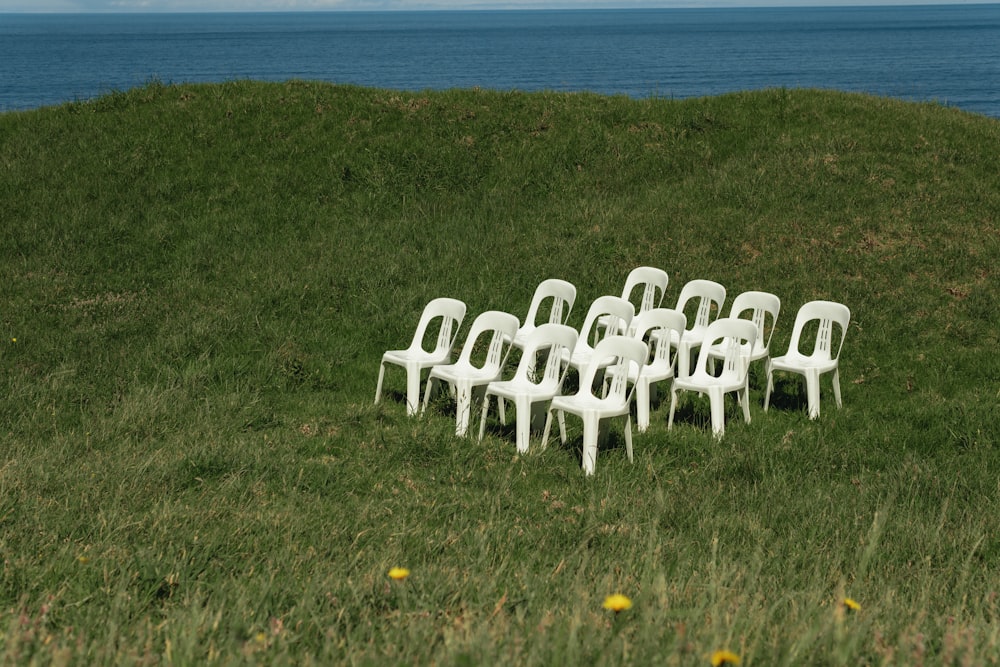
<box><xmin>1</xmin><ymin>79</ymin><xmax>999</xmax><ymax>665</ymax></box>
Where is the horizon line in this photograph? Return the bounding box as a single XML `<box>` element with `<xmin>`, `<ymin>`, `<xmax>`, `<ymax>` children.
<box><xmin>3</xmin><ymin>1</ymin><xmax>999</xmax><ymax>11</ymax></box>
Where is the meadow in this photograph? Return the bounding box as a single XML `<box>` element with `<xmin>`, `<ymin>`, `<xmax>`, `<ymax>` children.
<box><xmin>1</xmin><ymin>80</ymin><xmax>998</xmax><ymax>665</ymax></box>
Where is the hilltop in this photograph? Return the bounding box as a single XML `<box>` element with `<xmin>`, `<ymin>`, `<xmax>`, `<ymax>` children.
<box><xmin>1</xmin><ymin>81</ymin><xmax>998</xmax><ymax>664</ymax></box>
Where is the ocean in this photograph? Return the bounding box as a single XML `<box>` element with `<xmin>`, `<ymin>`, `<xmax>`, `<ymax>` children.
<box><xmin>2</xmin><ymin>5</ymin><xmax>999</xmax><ymax>118</ymax></box>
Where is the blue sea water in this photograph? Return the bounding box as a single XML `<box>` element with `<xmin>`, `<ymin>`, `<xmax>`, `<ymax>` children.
<box><xmin>2</xmin><ymin>5</ymin><xmax>999</xmax><ymax>118</ymax></box>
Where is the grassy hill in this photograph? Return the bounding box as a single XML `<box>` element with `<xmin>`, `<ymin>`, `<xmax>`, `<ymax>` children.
<box><xmin>1</xmin><ymin>80</ymin><xmax>998</xmax><ymax>664</ymax></box>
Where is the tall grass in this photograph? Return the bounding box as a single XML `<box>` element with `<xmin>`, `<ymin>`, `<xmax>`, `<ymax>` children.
<box><xmin>1</xmin><ymin>80</ymin><xmax>998</xmax><ymax>664</ymax></box>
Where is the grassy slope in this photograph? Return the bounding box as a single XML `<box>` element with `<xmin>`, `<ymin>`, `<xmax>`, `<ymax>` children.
<box><xmin>1</xmin><ymin>81</ymin><xmax>999</xmax><ymax>664</ymax></box>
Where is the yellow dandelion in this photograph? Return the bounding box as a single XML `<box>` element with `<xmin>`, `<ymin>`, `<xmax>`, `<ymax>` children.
<box><xmin>388</xmin><ymin>567</ymin><xmax>410</xmax><ymax>581</ymax></box>
<box><xmin>10</xmin><ymin>338</ymin><xmax>16</xmax><ymax>343</ymax></box>
<box><xmin>602</xmin><ymin>593</ymin><xmax>632</xmax><ymax>613</ymax></box>
<box><xmin>843</xmin><ymin>597</ymin><xmax>861</xmax><ymax>612</ymax></box>
<box><xmin>711</xmin><ymin>649</ymin><xmax>741</xmax><ymax>666</ymax></box>
<box><xmin>77</xmin><ymin>555</ymin><xmax>90</xmax><ymax>564</ymax></box>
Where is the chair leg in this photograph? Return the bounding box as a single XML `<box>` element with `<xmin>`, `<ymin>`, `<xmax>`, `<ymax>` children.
<box><xmin>498</xmin><ymin>396</ymin><xmax>507</xmax><ymax>425</ymax></box>
<box><xmin>478</xmin><ymin>395</ymin><xmax>491</xmax><ymax>441</ymax></box>
<box><xmin>455</xmin><ymin>385</ymin><xmax>471</xmax><ymax>437</ymax></box>
<box><xmin>740</xmin><ymin>385</ymin><xmax>752</xmax><ymax>424</ymax></box>
<box><xmin>375</xmin><ymin>363</ymin><xmax>386</xmax><ymax>405</ymax></box>
<box><xmin>624</xmin><ymin>415</ymin><xmax>634</xmax><ymax>463</ymax></box>
<box><xmin>832</xmin><ymin>368</ymin><xmax>843</xmax><ymax>409</ymax></box>
<box><xmin>667</xmin><ymin>388</ymin><xmax>679</xmax><ymax>430</ymax></box>
<box><xmin>541</xmin><ymin>409</ymin><xmax>554</xmax><ymax>450</ymax></box>
<box><xmin>806</xmin><ymin>369</ymin><xmax>822</xmax><ymax>420</ymax></box>
<box><xmin>581</xmin><ymin>414</ymin><xmax>599</xmax><ymax>476</ymax></box>
<box><xmin>515</xmin><ymin>400</ymin><xmax>532</xmax><ymax>454</ymax></box>
<box><xmin>406</xmin><ymin>366</ymin><xmax>422</xmax><ymax>417</ymax></box>
<box><xmin>636</xmin><ymin>379</ymin><xmax>650</xmax><ymax>433</ymax></box>
<box><xmin>708</xmin><ymin>388</ymin><xmax>726</xmax><ymax>439</ymax></box>
<box><xmin>763</xmin><ymin>363</ymin><xmax>774</xmax><ymax>412</ymax></box>
<box><xmin>677</xmin><ymin>341</ymin><xmax>691</xmax><ymax>378</ymax></box>
<box><xmin>421</xmin><ymin>373</ymin><xmax>438</xmax><ymax>416</ymax></box>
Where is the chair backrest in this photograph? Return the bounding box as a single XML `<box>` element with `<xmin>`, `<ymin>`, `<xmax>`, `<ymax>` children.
<box><xmin>630</xmin><ymin>307</ymin><xmax>687</xmax><ymax>374</ymax></box>
<box><xmin>576</xmin><ymin>335</ymin><xmax>649</xmax><ymax>405</ymax></box>
<box><xmin>728</xmin><ymin>291</ymin><xmax>781</xmax><ymax>355</ymax></box>
<box><xmin>620</xmin><ymin>266</ymin><xmax>669</xmax><ymax>316</ymax></box>
<box><xmin>785</xmin><ymin>300</ymin><xmax>851</xmax><ymax>362</ymax></box>
<box><xmin>692</xmin><ymin>318</ymin><xmax>758</xmax><ymax>384</ymax></box>
<box><xmin>454</xmin><ymin>310</ymin><xmax>521</xmax><ymax>371</ymax></box>
<box><xmin>675</xmin><ymin>279</ymin><xmax>727</xmax><ymax>331</ymax></box>
<box><xmin>515</xmin><ymin>323</ymin><xmax>579</xmax><ymax>391</ymax></box>
<box><xmin>522</xmin><ymin>278</ymin><xmax>577</xmax><ymax>329</ymax></box>
<box><xmin>576</xmin><ymin>296</ymin><xmax>635</xmax><ymax>353</ymax></box>
<box><xmin>408</xmin><ymin>297</ymin><xmax>468</xmax><ymax>354</ymax></box>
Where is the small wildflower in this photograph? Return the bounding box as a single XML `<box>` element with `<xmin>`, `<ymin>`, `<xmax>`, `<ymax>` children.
<box><xmin>711</xmin><ymin>649</ymin><xmax>741</xmax><ymax>666</ymax></box>
<box><xmin>602</xmin><ymin>593</ymin><xmax>632</xmax><ymax>613</ymax></box>
<box><xmin>388</xmin><ymin>567</ymin><xmax>410</xmax><ymax>581</ymax></box>
<box><xmin>77</xmin><ymin>555</ymin><xmax>90</xmax><ymax>564</ymax></box>
<box><xmin>254</xmin><ymin>632</ymin><xmax>267</xmax><ymax>644</ymax></box>
<box><xmin>10</xmin><ymin>338</ymin><xmax>16</xmax><ymax>343</ymax></box>
<box><xmin>843</xmin><ymin>597</ymin><xmax>861</xmax><ymax>612</ymax></box>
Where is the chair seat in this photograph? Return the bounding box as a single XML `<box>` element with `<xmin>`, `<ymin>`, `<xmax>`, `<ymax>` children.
<box><xmin>381</xmin><ymin>348</ymin><xmax>450</xmax><ymax>366</ymax></box>
<box><xmin>668</xmin><ymin>325</ymin><xmax>708</xmax><ymax>346</ymax></box>
<box><xmin>566</xmin><ymin>347</ymin><xmax>622</xmax><ymax>378</ymax></box>
<box><xmin>431</xmin><ymin>363</ymin><xmax>504</xmax><ymax>385</ymax></box>
<box><xmin>605</xmin><ymin>354</ymin><xmax>672</xmax><ymax>387</ymax></box>
<box><xmin>672</xmin><ymin>373</ymin><xmax>746</xmax><ymax>396</ymax></box>
<box><xmin>706</xmin><ymin>339</ymin><xmax>768</xmax><ymax>363</ymax></box>
<box><xmin>550</xmin><ymin>393</ymin><xmax>629</xmax><ymax>416</ymax></box>
<box><xmin>769</xmin><ymin>352</ymin><xmax>838</xmax><ymax>373</ymax></box>
<box><xmin>487</xmin><ymin>377</ymin><xmax>553</xmax><ymax>402</ymax></box>
<box><xmin>511</xmin><ymin>325</ymin><xmax>536</xmax><ymax>349</ymax></box>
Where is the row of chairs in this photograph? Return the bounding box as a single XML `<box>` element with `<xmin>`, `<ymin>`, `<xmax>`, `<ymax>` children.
<box><xmin>374</xmin><ymin>268</ymin><xmax>850</xmax><ymax>474</ymax></box>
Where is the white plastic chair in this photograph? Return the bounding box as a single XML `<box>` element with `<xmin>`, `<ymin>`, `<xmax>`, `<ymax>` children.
<box><xmin>596</xmin><ymin>266</ymin><xmax>668</xmax><ymax>338</ymax></box>
<box><xmin>478</xmin><ymin>323</ymin><xmax>579</xmax><ymax>453</ymax></box>
<box><xmin>670</xmin><ymin>279</ymin><xmax>727</xmax><ymax>378</ymax></box>
<box><xmin>542</xmin><ymin>335</ymin><xmax>649</xmax><ymax>476</ymax></box>
<box><xmin>705</xmin><ymin>291</ymin><xmax>780</xmax><ymax>385</ymax></box>
<box><xmin>764</xmin><ymin>300</ymin><xmax>851</xmax><ymax>420</ymax></box>
<box><xmin>566</xmin><ymin>295</ymin><xmax>635</xmax><ymax>374</ymax></box>
<box><xmin>422</xmin><ymin>310</ymin><xmax>520</xmax><ymax>436</ymax></box>
<box><xmin>375</xmin><ymin>297</ymin><xmax>467</xmax><ymax>416</ymax></box>
<box><xmin>512</xmin><ymin>278</ymin><xmax>577</xmax><ymax>350</ymax></box>
<box><xmin>668</xmin><ymin>317</ymin><xmax>757</xmax><ymax>439</ymax></box>
<box><xmin>616</xmin><ymin>308</ymin><xmax>687</xmax><ymax>432</ymax></box>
